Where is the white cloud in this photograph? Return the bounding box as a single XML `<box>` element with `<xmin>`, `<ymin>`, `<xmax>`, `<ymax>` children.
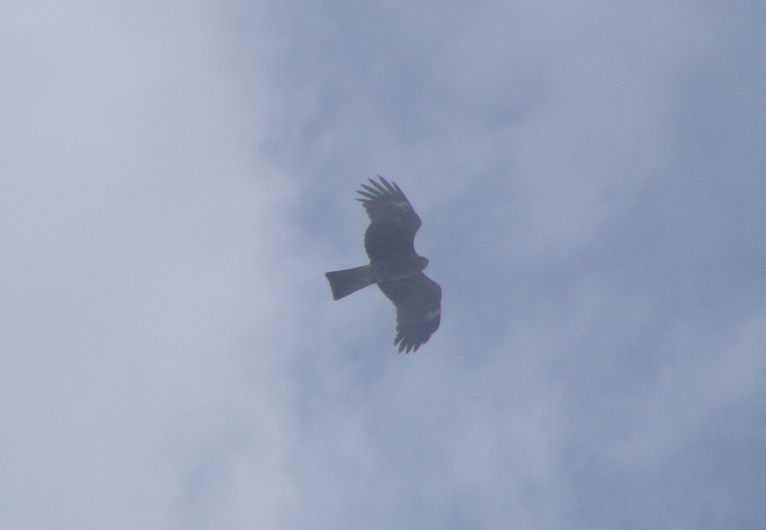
<box><xmin>2</xmin><ymin>1</ymin><xmax>765</xmax><ymax>529</ymax></box>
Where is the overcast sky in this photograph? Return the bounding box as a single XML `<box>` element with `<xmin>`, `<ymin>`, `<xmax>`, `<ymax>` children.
<box><xmin>3</xmin><ymin>1</ymin><xmax>765</xmax><ymax>529</ymax></box>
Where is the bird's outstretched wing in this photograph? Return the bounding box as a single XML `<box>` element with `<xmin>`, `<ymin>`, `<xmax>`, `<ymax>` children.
<box><xmin>377</xmin><ymin>273</ymin><xmax>442</xmax><ymax>353</ymax></box>
<box><xmin>356</xmin><ymin>176</ymin><xmax>422</xmax><ymax>260</ymax></box>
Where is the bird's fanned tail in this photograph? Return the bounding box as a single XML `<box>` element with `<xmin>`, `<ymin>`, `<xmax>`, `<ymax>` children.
<box><xmin>325</xmin><ymin>266</ymin><xmax>374</xmax><ymax>300</ymax></box>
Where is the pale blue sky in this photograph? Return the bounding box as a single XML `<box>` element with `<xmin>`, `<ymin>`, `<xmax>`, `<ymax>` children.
<box><xmin>2</xmin><ymin>1</ymin><xmax>765</xmax><ymax>528</ymax></box>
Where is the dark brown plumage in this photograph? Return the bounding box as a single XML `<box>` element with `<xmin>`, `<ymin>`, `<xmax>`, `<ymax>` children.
<box><xmin>325</xmin><ymin>176</ymin><xmax>441</xmax><ymax>353</ymax></box>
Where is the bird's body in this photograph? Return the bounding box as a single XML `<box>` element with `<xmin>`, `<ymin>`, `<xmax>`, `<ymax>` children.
<box><xmin>325</xmin><ymin>176</ymin><xmax>441</xmax><ymax>353</ymax></box>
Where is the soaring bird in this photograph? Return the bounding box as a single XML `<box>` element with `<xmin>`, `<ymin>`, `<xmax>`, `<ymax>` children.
<box><xmin>325</xmin><ymin>176</ymin><xmax>441</xmax><ymax>353</ymax></box>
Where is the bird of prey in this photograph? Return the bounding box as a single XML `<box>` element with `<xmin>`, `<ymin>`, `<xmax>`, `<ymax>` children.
<box><xmin>325</xmin><ymin>176</ymin><xmax>441</xmax><ymax>353</ymax></box>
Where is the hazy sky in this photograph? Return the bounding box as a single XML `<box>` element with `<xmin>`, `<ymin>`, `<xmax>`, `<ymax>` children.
<box><xmin>3</xmin><ymin>1</ymin><xmax>765</xmax><ymax>528</ymax></box>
